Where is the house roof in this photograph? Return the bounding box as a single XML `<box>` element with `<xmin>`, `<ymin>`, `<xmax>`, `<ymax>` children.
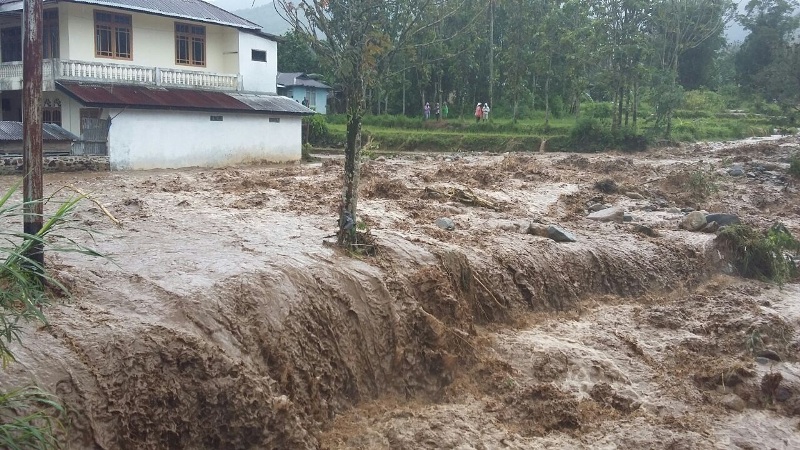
<box><xmin>1</xmin><ymin>0</ymin><xmax>261</xmax><ymax>30</ymax></box>
<box><xmin>56</xmin><ymin>82</ymin><xmax>315</xmax><ymax>115</ymax></box>
<box><xmin>0</xmin><ymin>121</ymin><xmax>79</xmax><ymax>141</ymax></box>
<box><xmin>276</xmin><ymin>72</ymin><xmax>331</xmax><ymax>90</ymax></box>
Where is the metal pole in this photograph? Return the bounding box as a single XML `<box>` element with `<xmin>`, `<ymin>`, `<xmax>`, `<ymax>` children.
<box><xmin>23</xmin><ymin>0</ymin><xmax>44</xmax><ymax>272</ymax></box>
<box><xmin>488</xmin><ymin>0</ymin><xmax>494</xmax><ymax>119</ymax></box>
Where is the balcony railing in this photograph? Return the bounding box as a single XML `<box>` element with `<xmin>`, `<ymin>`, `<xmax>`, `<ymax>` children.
<box><xmin>0</xmin><ymin>59</ymin><xmax>241</xmax><ymax>91</ymax></box>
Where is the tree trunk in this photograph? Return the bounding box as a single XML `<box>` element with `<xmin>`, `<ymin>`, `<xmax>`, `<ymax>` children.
<box><xmin>338</xmin><ymin>81</ymin><xmax>365</xmax><ymax>245</ymax></box>
<box><xmin>544</xmin><ymin>75</ymin><xmax>550</xmax><ymax>126</ymax></box>
<box><xmin>633</xmin><ymin>78</ymin><xmax>639</xmax><ymax>130</ymax></box>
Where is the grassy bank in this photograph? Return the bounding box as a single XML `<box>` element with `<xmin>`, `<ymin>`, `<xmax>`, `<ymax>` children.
<box><xmin>309</xmin><ymin>108</ymin><xmax>792</xmax><ymax>154</ymax></box>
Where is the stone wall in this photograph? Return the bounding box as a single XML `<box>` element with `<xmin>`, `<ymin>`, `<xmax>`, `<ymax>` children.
<box><xmin>0</xmin><ymin>156</ymin><xmax>110</xmax><ymax>175</ymax></box>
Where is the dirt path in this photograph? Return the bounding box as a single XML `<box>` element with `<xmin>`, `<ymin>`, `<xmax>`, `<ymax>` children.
<box><xmin>1</xmin><ymin>135</ymin><xmax>799</xmax><ymax>449</ymax></box>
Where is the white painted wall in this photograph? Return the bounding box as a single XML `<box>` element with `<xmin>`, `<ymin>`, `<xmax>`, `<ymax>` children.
<box><xmin>61</xmin><ymin>3</ymin><xmax>234</xmax><ymax>74</ymax></box>
<box><xmin>106</xmin><ymin>109</ymin><xmax>301</xmax><ymax>170</ymax></box>
<box><xmin>238</xmin><ymin>31</ymin><xmax>277</xmax><ymax>93</ymax></box>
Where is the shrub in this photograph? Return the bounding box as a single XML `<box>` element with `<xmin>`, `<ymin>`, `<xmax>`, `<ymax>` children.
<box><xmin>682</xmin><ymin>89</ymin><xmax>726</xmax><ymax>113</ymax></box>
<box><xmin>302</xmin><ymin>114</ymin><xmax>332</xmax><ymax>146</ymax></box>
<box><xmin>789</xmin><ymin>153</ymin><xmax>800</xmax><ymax>178</ymax></box>
<box><xmin>717</xmin><ymin>223</ymin><xmax>800</xmax><ymax>285</ymax></box>
<box><xmin>688</xmin><ymin>171</ymin><xmax>718</xmax><ymax>199</ymax></box>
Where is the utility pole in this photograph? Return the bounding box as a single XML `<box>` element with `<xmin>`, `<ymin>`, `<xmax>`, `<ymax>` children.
<box><xmin>23</xmin><ymin>0</ymin><xmax>44</xmax><ymax>272</ymax></box>
<box><xmin>489</xmin><ymin>0</ymin><xmax>494</xmax><ymax>120</ymax></box>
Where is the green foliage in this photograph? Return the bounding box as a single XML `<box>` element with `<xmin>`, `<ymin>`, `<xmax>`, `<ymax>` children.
<box><xmin>0</xmin><ymin>386</ymin><xmax>64</xmax><ymax>450</ymax></box>
<box><xmin>568</xmin><ymin>118</ymin><xmax>648</xmax><ymax>152</ymax></box>
<box><xmin>582</xmin><ymin>102</ymin><xmax>614</xmax><ymax>119</ymax></box>
<box><xmin>682</xmin><ymin>90</ymin><xmax>727</xmax><ymax>113</ymax></box>
<box><xmin>0</xmin><ymin>184</ymin><xmax>102</xmax><ymax>449</ymax></box>
<box><xmin>717</xmin><ymin>223</ymin><xmax>800</xmax><ymax>285</ymax></box>
<box><xmin>688</xmin><ymin>171</ymin><xmax>719</xmax><ymax>199</ymax></box>
<box><xmin>789</xmin><ymin>153</ymin><xmax>800</xmax><ymax>177</ymax></box>
<box><xmin>302</xmin><ymin>114</ymin><xmax>332</xmax><ymax>146</ymax></box>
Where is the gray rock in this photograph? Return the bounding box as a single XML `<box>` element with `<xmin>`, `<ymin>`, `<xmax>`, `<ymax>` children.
<box><xmin>720</xmin><ymin>394</ymin><xmax>746</xmax><ymax>412</ymax></box>
<box><xmin>623</xmin><ymin>214</ymin><xmax>634</xmax><ymax>222</ymax></box>
<box><xmin>435</xmin><ymin>217</ymin><xmax>455</xmax><ymax>231</ymax></box>
<box><xmin>588</xmin><ymin>207</ymin><xmax>624</xmax><ymax>223</ymax></box>
<box><xmin>701</xmin><ymin>221</ymin><xmax>719</xmax><ymax>233</ymax></box>
<box><xmin>746</xmin><ymin>172</ymin><xmax>757</xmax><ymax>178</ymax></box>
<box><xmin>705</xmin><ymin>213</ymin><xmax>741</xmax><ymax>227</ymax></box>
<box><xmin>547</xmin><ymin>225</ymin><xmax>577</xmax><ymax>243</ymax></box>
<box><xmin>775</xmin><ymin>386</ymin><xmax>793</xmax><ymax>402</ymax></box>
<box><xmin>680</xmin><ymin>211</ymin><xmax>707</xmax><ymax>231</ymax></box>
<box><xmin>755</xmin><ymin>356</ymin><xmax>773</xmax><ymax>365</ymax></box>
<box><xmin>626</xmin><ymin>191</ymin><xmax>645</xmax><ymax>200</ymax></box>
<box><xmin>376</xmin><ymin>156</ymin><xmax>386</xmax><ymax>162</ymax></box>
<box><xmin>666</xmin><ymin>207</ymin><xmax>682</xmax><ymax>214</ymax></box>
<box><xmin>756</xmin><ymin>349</ymin><xmax>782</xmax><ymax>362</ymax></box>
<box><xmin>728</xmin><ymin>165</ymin><xmax>745</xmax><ymax>176</ymax></box>
<box><xmin>588</xmin><ymin>203</ymin><xmax>610</xmax><ymax>212</ymax></box>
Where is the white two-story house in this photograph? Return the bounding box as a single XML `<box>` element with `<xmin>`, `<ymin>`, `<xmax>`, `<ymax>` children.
<box><xmin>0</xmin><ymin>0</ymin><xmax>312</xmax><ymax>170</ymax></box>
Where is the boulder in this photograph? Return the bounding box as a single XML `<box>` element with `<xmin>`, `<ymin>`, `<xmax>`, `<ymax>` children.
<box><xmin>720</xmin><ymin>394</ymin><xmax>746</xmax><ymax>412</ymax></box>
<box><xmin>435</xmin><ymin>217</ymin><xmax>455</xmax><ymax>231</ymax></box>
<box><xmin>623</xmin><ymin>213</ymin><xmax>634</xmax><ymax>222</ymax></box>
<box><xmin>705</xmin><ymin>213</ymin><xmax>741</xmax><ymax>227</ymax></box>
<box><xmin>547</xmin><ymin>225</ymin><xmax>577</xmax><ymax>243</ymax></box>
<box><xmin>701</xmin><ymin>221</ymin><xmax>719</xmax><ymax>233</ymax></box>
<box><xmin>666</xmin><ymin>207</ymin><xmax>682</xmax><ymax>214</ymax></box>
<box><xmin>588</xmin><ymin>207</ymin><xmax>624</xmax><ymax>223</ymax></box>
<box><xmin>680</xmin><ymin>211</ymin><xmax>707</xmax><ymax>231</ymax></box>
<box><xmin>588</xmin><ymin>203</ymin><xmax>610</xmax><ymax>212</ymax></box>
<box><xmin>728</xmin><ymin>165</ymin><xmax>745</xmax><ymax>176</ymax></box>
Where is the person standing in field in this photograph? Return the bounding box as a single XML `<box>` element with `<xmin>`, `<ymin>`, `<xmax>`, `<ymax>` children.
<box><xmin>424</xmin><ymin>102</ymin><xmax>431</xmax><ymax>120</ymax></box>
<box><xmin>442</xmin><ymin>102</ymin><xmax>449</xmax><ymax>119</ymax></box>
<box><xmin>434</xmin><ymin>102</ymin><xmax>441</xmax><ymax>121</ymax></box>
<box><xmin>482</xmin><ymin>103</ymin><xmax>490</xmax><ymax>122</ymax></box>
<box><xmin>475</xmin><ymin>103</ymin><xmax>483</xmax><ymax>123</ymax></box>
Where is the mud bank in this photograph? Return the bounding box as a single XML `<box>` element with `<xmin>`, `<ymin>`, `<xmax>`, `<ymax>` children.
<box><xmin>1</xmin><ymin>134</ymin><xmax>799</xmax><ymax>449</ymax></box>
<box><xmin>3</xmin><ymin>222</ymin><xmax>715</xmax><ymax>448</ymax></box>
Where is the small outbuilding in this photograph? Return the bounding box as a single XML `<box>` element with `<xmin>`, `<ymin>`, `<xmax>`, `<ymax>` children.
<box><xmin>277</xmin><ymin>73</ymin><xmax>331</xmax><ymax>114</ymax></box>
<box><xmin>0</xmin><ymin>121</ymin><xmax>78</xmax><ymax>155</ymax></box>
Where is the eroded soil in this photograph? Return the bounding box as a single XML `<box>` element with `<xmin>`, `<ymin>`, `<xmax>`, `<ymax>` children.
<box><xmin>1</xmin><ymin>134</ymin><xmax>800</xmax><ymax>449</ymax></box>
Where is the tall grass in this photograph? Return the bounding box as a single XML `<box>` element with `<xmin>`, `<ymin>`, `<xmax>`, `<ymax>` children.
<box><xmin>1</xmin><ymin>182</ymin><xmax>101</xmax><ymax>449</ymax></box>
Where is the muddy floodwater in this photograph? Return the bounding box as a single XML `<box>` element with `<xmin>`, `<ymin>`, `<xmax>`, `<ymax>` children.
<box><xmin>1</xmin><ymin>135</ymin><xmax>800</xmax><ymax>449</ymax></box>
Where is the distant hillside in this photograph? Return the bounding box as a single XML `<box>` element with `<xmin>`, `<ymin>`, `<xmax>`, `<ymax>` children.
<box><xmin>232</xmin><ymin>2</ymin><xmax>292</xmax><ymax>35</ymax></box>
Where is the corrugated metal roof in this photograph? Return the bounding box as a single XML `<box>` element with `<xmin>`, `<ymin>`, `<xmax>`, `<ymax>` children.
<box><xmin>277</xmin><ymin>72</ymin><xmax>331</xmax><ymax>89</ymax></box>
<box><xmin>230</xmin><ymin>93</ymin><xmax>316</xmax><ymax>114</ymax></box>
<box><xmin>0</xmin><ymin>121</ymin><xmax>79</xmax><ymax>141</ymax></box>
<box><xmin>2</xmin><ymin>0</ymin><xmax>260</xmax><ymax>29</ymax></box>
<box><xmin>57</xmin><ymin>81</ymin><xmax>316</xmax><ymax>115</ymax></box>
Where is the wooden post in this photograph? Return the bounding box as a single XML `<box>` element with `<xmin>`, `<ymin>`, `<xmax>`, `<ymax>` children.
<box><xmin>23</xmin><ymin>0</ymin><xmax>44</xmax><ymax>271</ymax></box>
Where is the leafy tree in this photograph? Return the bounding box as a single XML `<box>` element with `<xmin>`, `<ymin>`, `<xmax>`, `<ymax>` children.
<box><xmin>275</xmin><ymin>0</ymin><xmax>461</xmax><ymax>246</ymax></box>
<box><xmin>277</xmin><ymin>29</ymin><xmax>324</xmax><ymax>75</ymax></box>
<box><xmin>735</xmin><ymin>0</ymin><xmax>800</xmax><ymax>90</ymax></box>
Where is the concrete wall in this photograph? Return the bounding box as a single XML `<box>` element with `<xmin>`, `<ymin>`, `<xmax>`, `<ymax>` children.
<box><xmin>238</xmin><ymin>31</ymin><xmax>277</xmax><ymax>93</ymax></box>
<box><xmin>0</xmin><ymin>155</ymin><xmax>109</xmax><ymax>175</ymax></box>
<box><xmin>106</xmin><ymin>109</ymin><xmax>301</xmax><ymax>170</ymax></box>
